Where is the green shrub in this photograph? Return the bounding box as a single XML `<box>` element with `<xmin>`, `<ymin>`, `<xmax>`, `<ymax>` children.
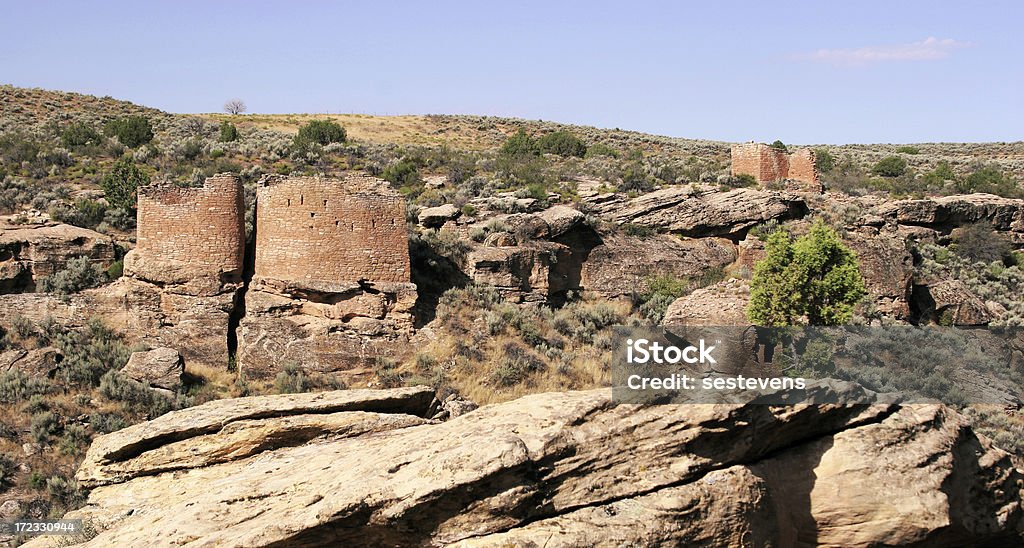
<box><xmin>895</xmin><ymin>146</ymin><xmax>920</xmax><ymax>155</ymax></box>
<box><xmin>49</xmin><ymin>198</ymin><xmax>107</xmax><ymax>229</ymax></box>
<box><xmin>89</xmin><ymin>411</ymin><xmax>127</xmax><ymax>434</ymax></box>
<box><xmin>770</xmin><ymin>140</ymin><xmax>788</xmax><ymax>152</ymax></box>
<box><xmin>536</xmin><ymin>131</ymin><xmax>586</xmax><ymax>158</ymax></box>
<box><xmin>617</xmin><ymin>163</ymin><xmax>655</xmax><ymax>194</ymax></box>
<box><xmin>553</xmin><ymin>302</ymin><xmax>624</xmax><ymax>342</ymax></box>
<box><xmin>492</xmin><ymin>342</ymin><xmax>545</xmax><ymax>386</ymax></box>
<box><xmin>60</xmin><ymin>122</ymin><xmax>103</xmax><ymax>148</ymax></box>
<box><xmin>734</xmin><ymin>173</ymin><xmax>757</xmax><ymax>187</ymax></box>
<box><xmin>585</xmin><ymin>143</ymin><xmax>619</xmax><ymax>158</ymax></box>
<box><xmin>621</xmin><ymin>223</ymin><xmax>656</xmax><ymax>238</ymax></box>
<box><xmin>103</xmin><ymin>116</ymin><xmax>154</xmax><ymax>148</ymax></box>
<box><xmin>102</xmin><ymin>207</ymin><xmax>135</xmax><ymax>230</ymax></box>
<box><xmin>637</xmin><ymin>275</ymin><xmax>689</xmax><ymax>323</ymax></box>
<box><xmin>0</xmin><ymin>453</ymin><xmax>15</xmax><ymax>492</ymax></box>
<box><xmin>37</xmin><ymin>256</ymin><xmax>107</xmax><ymax>295</ymax></box>
<box><xmin>100</xmin><ymin>157</ymin><xmax>149</xmax><ymax>210</ymax></box>
<box><xmin>58</xmin><ymin>321</ymin><xmax>131</xmax><ymax>387</ymax></box>
<box><xmin>273</xmin><ymin>363</ymin><xmax>309</xmax><ymax>394</ymax></box>
<box><xmin>958</xmin><ymin>165</ymin><xmax>1020</xmax><ymax>197</ymax></box>
<box><xmin>46</xmin><ymin>475</ymin><xmax>84</xmax><ymax>509</ymax></box>
<box><xmin>813</xmin><ymin>148</ymin><xmax>834</xmax><ymax>173</ymax></box>
<box><xmin>382</xmin><ymin>159</ymin><xmax>421</xmax><ymax>187</ymax></box>
<box><xmin>295</xmin><ymin>119</ymin><xmax>346</xmax><ymax>146</ymax></box>
<box><xmin>177</xmin><ymin>140</ymin><xmax>203</xmax><ymax>161</ymax></box>
<box><xmin>872</xmin><ymin>156</ymin><xmax>908</xmax><ymax>177</ymax></box>
<box><xmin>58</xmin><ymin>424</ymin><xmax>90</xmax><ymax>456</ymax></box>
<box><xmin>499</xmin><ymin>128</ymin><xmax>538</xmax><ymax>156</ymax></box>
<box><xmin>219</xmin><ymin>121</ymin><xmax>239</xmax><ymax>142</ymax></box>
<box><xmin>99</xmin><ymin>370</ymin><xmax>172</xmax><ymax>415</ymax></box>
<box><xmin>106</xmin><ymin>260</ymin><xmax>124</xmax><ymax>280</ymax></box>
<box><xmin>30</xmin><ymin>411</ymin><xmax>60</xmax><ymax>443</ymax></box>
<box><xmin>0</xmin><ymin>369</ymin><xmax>52</xmax><ymax>404</ymax></box>
<box><xmin>748</xmin><ymin>220</ymin><xmax>867</xmax><ymax>326</ymax></box>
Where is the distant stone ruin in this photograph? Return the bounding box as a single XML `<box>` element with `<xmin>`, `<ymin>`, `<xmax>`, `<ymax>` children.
<box><xmin>731</xmin><ymin>142</ymin><xmax>822</xmax><ymax>193</ymax></box>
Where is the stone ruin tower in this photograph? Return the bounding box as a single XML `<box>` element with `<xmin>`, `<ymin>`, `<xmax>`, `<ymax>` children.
<box><xmin>239</xmin><ymin>174</ymin><xmax>417</xmax><ymax>381</ymax></box>
<box><xmin>114</xmin><ymin>174</ymin><xmax>247</xmax><ymax>369</ymax></box>
<box><xmin>127</xmin><ymin>174</ymin><xmax>246</xmax><ymax>287</ymax></box>
<box><xmin>731</xmin><ymin>143</ymin><xmax>823</xmax><ymax>193</ymax></box>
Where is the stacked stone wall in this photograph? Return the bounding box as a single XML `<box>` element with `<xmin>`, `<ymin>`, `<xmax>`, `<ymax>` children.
<box><xmin>254</xmin><ymin>175</ymin><xmax>410</xmax><ymax>287</ymax></box>
<box><xmin>134</xmin><ymin>174</ymin><xmax>246</xmax><ymax>280</ymax></box>
<box><xmin>731</xmin><ymin>143</ymin><xmax>820</xmax><ymax>192</ymax></box>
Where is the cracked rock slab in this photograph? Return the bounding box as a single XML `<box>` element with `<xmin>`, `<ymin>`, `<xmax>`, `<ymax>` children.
<box><xmin>27</xmin><ymin>389</ymin><xmax>1024</xmax><ymax>547</ymax></box>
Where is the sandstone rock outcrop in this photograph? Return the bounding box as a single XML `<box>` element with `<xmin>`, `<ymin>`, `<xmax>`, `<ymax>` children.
<box><xmin>663</xmin><ymin>278</ymin><xmax>751</xmax><ymax>327</ymax></box>
<box><xmin>845</xmin><ymin>227</ymin><xmax>915</xmax><ymax>319</ymax></box>
<box><xmin>876</xmin><ymin>193</ymin><xmax>1024</xmax><ymax>234</ymax></box>
<box><xmin>32</xmin><ymin>388</ymin><xmax>1024</xmax><ymax>547</ymax></box>
<box><xmin>580</xmin><ymin>234</ymin><xmax>735</xmax><ymax>298</ymax></box>
<box><xmin>594</xmin><ymin>186</ymin><xmax>808</xmax><ymax>238</ymax></box>
<box><xmin>0</xmin><ymin>223</ymin><xmax>114</xmax><ymax>293</ymax></box>
<box><xmin>418</xmin><ymin>203</ymin><xmax>460</xmax><ymax>228</ymax></box>
<box><xmin>120</xmin><ymin>347</ymin><xmax>184</xmax><ymax>391</ymax></box>
<box><xmin>0</xmin><ymin>346</ymin><xmax>62</xmax><ymax>377</ymax></box>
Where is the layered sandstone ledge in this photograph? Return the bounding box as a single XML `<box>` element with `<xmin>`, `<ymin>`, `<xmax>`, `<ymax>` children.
<box><xmin>23</xmin><ymin>386</ymin><xmax>1024</xmax><ymax>547</ymax></box>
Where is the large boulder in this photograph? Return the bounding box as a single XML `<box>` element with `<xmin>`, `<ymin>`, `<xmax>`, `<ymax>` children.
<box><xmin>0</xmin><ymin>223</ymin><xmax>115</xmax><ymax>293</ymax></box>
<box><xmin>30</xmin><ymin>388</ymin><xmax>1024</xmax><ymax>546</ymax></box>
<box><xmin>0</xmin><ymin>346</ymin><xmax>63</xmax><ymax>377</ymax></box>
<box><xmin>536</xmin><ymin>205</ymin><xmax>585</xmax><ymax>238</ymax></box>
<box><xmin>121</xmin><ymin>347</ymin><xmax>185</xmax><ymax>391</ymax></box>
<box><xmin>417</xmin><ymin>204</ymin><xmax>460</xmax><ymax>228</ymax></box>
<box><xmin>594</xmin><ymin>186</ymin><xmax>807</xmax><ymax>237</ymax></box>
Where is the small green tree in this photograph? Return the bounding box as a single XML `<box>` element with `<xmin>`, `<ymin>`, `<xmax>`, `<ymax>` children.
<box><xmin>100</xmin><ymin>157</ymin><xmax>149</xmax><ymax>210</ymax></box>
<box><xmin>60</xmin><ymin>122</ymin><xmax>103</xmax><ymax>147</ymax></box>
<box><xmin>872</xmin><ymin>155</ymin><xmax>908</xmax><ymax>177</ymax></box>
<box><xmin>219</xmin><ymin>121</ymin><xmax>239</xmax><ymax>142</ymax></box>
<box><xmin>500</xmin><ymin>128</ymin><xmax>538</xmax><ymax>156</ymax></box>
<box><xmin>103</xmin><ymin>116</ymin><xmax>154</xmax><ymax>148</ymax></box>
<box><xmin>295</xmin><ymin>119</ymin><xmax>346</xmax><ymax>146</ymax></box>
<box><xmin>813</xmin><ymin>148</ymin><xmax>834</xmax><ymax>173</ymax></box>
<box><xmin>770</xmin><ymin>140</ymin><xmax>788</xmax><ymax>152</ymax></box>
<box><xmin>537</xmin><ymin>131</ymin><xmax>586</xmax><ymax>158</ymax></box>
<box><xmin>748</xmin><ymin>220</ymin><xmax>866</xmax><ymax>326</ymax></box>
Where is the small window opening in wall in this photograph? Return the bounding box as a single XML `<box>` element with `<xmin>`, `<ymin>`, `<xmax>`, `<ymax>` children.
<box><xmin>371</xmin><ymin>219</ymin><xmax>376</xmax><ymax>228</ymax></box>
<box><xmin>323</xmin><ymin>200</ymin><xmax>328</xmax><ymax>208</ymax></box>
<box><xmin>335</xmin><ymin>220</ymin><xmax>340</xmax><ymax>227</ymax></box>
<box><xmin>286</xmin><ymin>199</ymin><xmax>291</xmax><ymax>207</ymax></box>
<box><xmin>300</xmin><ymin>195</ymin><xmax>304</xmax><ymax>205</ymax></box>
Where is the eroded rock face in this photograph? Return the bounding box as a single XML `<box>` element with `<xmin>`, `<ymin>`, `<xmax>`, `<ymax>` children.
<box><xmin>845</xmin><ymin>227</ymin><xmax>915</xmax><ymax>319</ymax></box>
<box><xmin>579</xmin><ymin>234</ymin><xmax>736</xmax><ymax>299</ymax></box>
<box><xmin>0</xmin><ymin>223</ymin><xmax>115</xmax><ymax>293</ymax></box>
<box><xmin>592</xmin><ymin>186</ymin><xmax>808</xmax><ymax>238</ymax></box>
<box><xmin>32</xmin><ymin>388</ymin><xmax>1024</xmax><ymax>547</ymax></box>
<box><xmin>876</xmin><ymin>193</ymin><xmax>1024</xmax><ymax>233</ymax></box>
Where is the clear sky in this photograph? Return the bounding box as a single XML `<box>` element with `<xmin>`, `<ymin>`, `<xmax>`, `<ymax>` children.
<box><xmin>1</xmin><ymin>1</ymin><xmax>1021</xmax><ymax>144</ymax></box>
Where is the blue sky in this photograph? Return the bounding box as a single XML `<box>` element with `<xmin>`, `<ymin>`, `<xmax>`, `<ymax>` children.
<box><xmin>1</xmin><ymin>1</ymin><xmax>1020</xmax><ymax>144</ymax></box>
